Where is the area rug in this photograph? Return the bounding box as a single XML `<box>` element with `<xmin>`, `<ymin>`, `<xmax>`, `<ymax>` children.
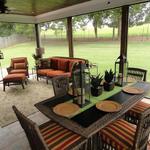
<box><xmin>0</xmin><ymin>79</ymin><xmax>54</xmax><ymax>127</ymax></box>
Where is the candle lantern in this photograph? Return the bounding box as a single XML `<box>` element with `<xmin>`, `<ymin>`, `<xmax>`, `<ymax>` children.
<box><xmin>72</xmin><ymin>62</ymin><xmax>90</xmax><ymax>108</ymax></box>
<box><xmin>114</xmin><ymin>54</ymin><xmax>128</xmax><ymax>86</ymax></box>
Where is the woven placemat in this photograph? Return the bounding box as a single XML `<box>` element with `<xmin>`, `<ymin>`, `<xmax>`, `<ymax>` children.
<box><xmin>96</xmin><ymin>100</ymin><xmax>122</xmax><ymax>112</ymax></box>
<box><xmin>122</xmin><ymin>87</ymin><xmax>144</xmax><ymax>94</ymax></box>
<box><xmin>53</xmin><ymin>103</ymin><xmax>80</xmax><ymax>117</ymax></box>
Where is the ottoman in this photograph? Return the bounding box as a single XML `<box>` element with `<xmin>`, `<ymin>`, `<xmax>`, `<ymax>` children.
<box><xmin>3</xmin><ymin>73</ymin><xmax>27</xmax><ymax>91</ymax></box>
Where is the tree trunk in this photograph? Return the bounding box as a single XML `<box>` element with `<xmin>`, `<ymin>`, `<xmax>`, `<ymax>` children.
<box><xmin>94</xmin><ymin>25</ymin><xmax>98</xmax><ymax>39</ymax></box>
<box><xmin>112</xmin><ymin>27</ymin><xmax>115</xmax><ymax>40</ymax></box>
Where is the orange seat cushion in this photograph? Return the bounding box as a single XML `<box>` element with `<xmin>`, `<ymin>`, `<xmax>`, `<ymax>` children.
<box><xmin>37</xmin><ymin>69</ymin><xmax>54</xmax><ymax>76</ymax></box>
<box><xmin>99</xmin><ymin>119</ymin><xmax>136</xmax><ymax>150</ymax></box>
<box><xmin>10</xmin><ymin>69</ymin><xmax>27</xmax><ymax>74</ymax></box>
<box><xmin>39</xmin><ymin>120</ymin><xmax>84</xmax><ymax>150</ymax></box>
<box><xmin>3</xmin><ymin>73</ymin><xmax>26</xmax><ymax>81</ymax></box>
<box><xmin>127</xmin><ymin>101</ymin><xmax>150</xmax><ymax>118</ymax></box>
<box><xmin>47</xmin><ymin>70</ymin><xmax>71</xmax><ymax>77</ymax></box>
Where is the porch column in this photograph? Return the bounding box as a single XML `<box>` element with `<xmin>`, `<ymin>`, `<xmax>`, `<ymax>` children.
<box><xmin>67</xmin><ymin>17</ymin><xmax>74</xmax><ymax>58</ymax></box>
<box><xmin>120</xmin><ymin>5</ymin><xmax>129</xmax><ymax>73</ymax></box>
<box><xmin>35</xmin><ymin>24</ymin><xmax>42</xmax><ymax>57</ymax></box>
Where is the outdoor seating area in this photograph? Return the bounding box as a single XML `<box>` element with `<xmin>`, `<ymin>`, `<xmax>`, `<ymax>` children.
<box><xmin>0</xmin><ymin>0</ymin><xmax>150</xmax><ymax>150</ymax></box>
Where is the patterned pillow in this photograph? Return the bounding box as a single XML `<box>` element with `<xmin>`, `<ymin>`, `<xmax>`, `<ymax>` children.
<box><xmin>39</xmin><ymin>58</ymin><xmax>51</xmax><ymax>68</ymax></box>
<box><xmin>14</xmin><ymin>63</ymin><xmax>26</xmax><ymax>69</ymax></box>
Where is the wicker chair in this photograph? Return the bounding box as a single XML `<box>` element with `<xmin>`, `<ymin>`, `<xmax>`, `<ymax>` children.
<box><xmin>12</xmin><ymin>106</ymin><xmax>87</xmax><ymax>150</ymax></box>
<box><xmin>127</xmin><ymin>67</ymin><xmax>147</xmax><ymax>82</ymax></box>
<box><xmin>52</xmin><ymin>76</ymin><xmax>69</xmax><ymax>97</ymax></box>
<box><xmin>125</xmin><ymin>67</ymin><xmax>149</xmax><ymax>124</ymax></box>
<box><xmin>99</xmin><ymin>107</ymin><xmax>150</xmax><ymax>150</ymax></box>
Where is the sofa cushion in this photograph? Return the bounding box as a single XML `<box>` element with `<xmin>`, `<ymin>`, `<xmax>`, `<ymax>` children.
<box><xmin>51</xmin><ymin>58</ymin><xmax>58</xmax><ymax>70</ymax></box>
<box><xmin>37</xmin><ymin>69</ymin><xmax>54</xmax><ymax>76</ymax></box>
<box><xmin>14</xmin><ymin>63</ymin><xmax>26</xmax><ymax>69</ymax></box>
<box><xmin>47</xmin><ymin>70</ymin><xmax>71</xmax><ymax>77</ymax></box>
<box><xmin>58</xmin><ymin>59</ymin><xmax>69</xmax><ymax>72</ymax></box>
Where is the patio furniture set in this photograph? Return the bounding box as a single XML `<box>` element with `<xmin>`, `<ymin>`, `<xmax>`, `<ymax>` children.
<box><xmin>10</xmin><ymin>61</ymin><xmax>150</xmax><ymax>150</ymax></box>
<box><xmin>2</xmin><ymin>56</ymin><xmax>88</xmax><ymax>91</ymax></box>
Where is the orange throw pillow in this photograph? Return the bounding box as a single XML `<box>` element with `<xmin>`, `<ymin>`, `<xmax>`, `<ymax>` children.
<box><xmin>14</xmin><ymin>63</ymin><xmax>26</xmax><ymax>69</ymax></box>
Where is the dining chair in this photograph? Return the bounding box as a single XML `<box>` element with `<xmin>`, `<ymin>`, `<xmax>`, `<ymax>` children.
<box><xmin>127</xmin><ymin>67</ymin><xmax>147</xmax><ymax>82</ymax></box>
<box><xmin>52</xmin><ymin>76</ymin><xmax>69</xmax><ymax>97</ymax></box>
<box><xmin>12</xmin><ymin>105</ymin><xmax>87</xmax><ymax>150</ymax></box>
<box><xmin>99</xmin><ymin>107</ymin><xmax>150</xmax><ymax>150</ymax></box>
<box><xmin>125</xmin><ymin>67</ymin><xmax>149</xmax><ymax>125</ymax></box>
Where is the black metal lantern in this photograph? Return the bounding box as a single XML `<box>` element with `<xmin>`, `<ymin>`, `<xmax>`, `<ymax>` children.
<box><xmin>0</xmin><ymin>50</ymin><xmax>4</xmax><ymax>79</ymax></box>
<box><xmin>114</xmin><ymin>54</ymin><xmax>128</xmax><ymax>86</ymax></box>
<box><xmin>72</xmin><ymin>62</ymin><xmax>90</xmax><ymax>108</ymax></box>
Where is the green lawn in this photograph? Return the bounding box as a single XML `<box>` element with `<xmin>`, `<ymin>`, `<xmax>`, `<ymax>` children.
<box><xmin>1</xmin><ymin>40</ymin><xmax>150</xmax><ymax>80</ymax></box>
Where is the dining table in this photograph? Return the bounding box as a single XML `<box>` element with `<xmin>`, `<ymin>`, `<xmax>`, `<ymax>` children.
<box><xmin>35</xmin><ymin>81</ymin><xmax>150</xmax><ymax>148</ymax></box>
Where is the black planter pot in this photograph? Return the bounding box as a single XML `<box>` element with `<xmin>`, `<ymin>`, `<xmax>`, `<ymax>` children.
<box><xmin>91</xmin><ymin>86</ymin><xmax>103</xmax><ymax>97</ymax></box>
<box><xmin>103</xmin><ymin>81</ymin><xmax>115</xmax><ymax>91</ymax></box>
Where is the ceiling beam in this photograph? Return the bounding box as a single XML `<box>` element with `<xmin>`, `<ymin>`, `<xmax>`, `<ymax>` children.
<box><xmin>35</xmin><ymin>0</ymin><xmax>149</xmax><ymax>23</ymax></box>
<box><xmin>0</xmin><ymin>14</ymin><xmax>35</xmax><ymax>24</ymax></box>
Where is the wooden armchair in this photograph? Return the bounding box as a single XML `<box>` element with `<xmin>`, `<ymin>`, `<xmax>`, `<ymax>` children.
<box><xmin>52</xmin><ymin>76</ymin><xmax>69</xmax><ymax>97</ymax></box>
<box><xmin>12</xmin><ymin>105</ymin><xmax>87</xmax><ymax>150</ymax></box>
<box><xmin>99</xmin><ymin>107</ymin><xmax>150</xmax><ymax>150</ymax></box>
<box><xmin>7</xmin><ymin>57</ymin><xmax>29</xmax><ymax>77</ymax></box>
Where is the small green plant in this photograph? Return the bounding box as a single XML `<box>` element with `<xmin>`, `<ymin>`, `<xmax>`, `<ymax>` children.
<box><xmin>104</xmin><ymin>69</ymin><xmax>114</xmax><ymax>83</ymax></box>
<box><xmin>90</xmin><ymin>74</ymin><xmax>103</xmax><ymax>88</ymax></box>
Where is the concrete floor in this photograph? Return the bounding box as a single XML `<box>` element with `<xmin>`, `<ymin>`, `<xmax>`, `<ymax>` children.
<box><xmin>0</xmin><ymin>111</ymin><xmax>49</xmax><ymax>150</ymax></box>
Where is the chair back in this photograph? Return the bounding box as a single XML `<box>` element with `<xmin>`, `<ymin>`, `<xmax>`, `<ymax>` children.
<box><xmin>11</xmin><ymin>57</ymin><xmax>28</xmax><ymax>69</ymax></box>
<box><xmin>12</xmin><ymin>106</ymin><xmax>48</xmax><ymax>150</ymax></box>
<box><xmin>127</xmin><ymin>67</ymin><xmax>147</xmax><ymax>81</ymax></box>
<box><xmin>133</xmin><ymin>107</ymin><xmax>150</xmax><ymax>150</ymax></box>
<box><xmin>52</xmin><ymin>76</ymin><xmax>69</xmax><ymax>97</ymax></box>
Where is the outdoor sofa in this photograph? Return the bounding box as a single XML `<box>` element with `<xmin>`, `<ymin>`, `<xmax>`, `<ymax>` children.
<box><xmin>36</xmin><ymin>56</ymin><xmax>88</xmax><ymax>83</ymax></box>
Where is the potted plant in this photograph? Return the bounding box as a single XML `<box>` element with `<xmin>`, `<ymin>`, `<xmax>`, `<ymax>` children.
<box><xmin>90</xmin><ymin>74</ymin><xmax>103</xmax><ymax>96</ymax></box>
<box><xmin>32</xmin><ymin>54</ymin><xmax>41</xmax><ymax>66</ymax></box>
<box><xmin>104</xmin><ymin>69</ymin><xmax>115</xmax><ymax>91</ymax></box>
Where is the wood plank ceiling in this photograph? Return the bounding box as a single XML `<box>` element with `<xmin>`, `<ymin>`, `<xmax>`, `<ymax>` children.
<box><xmin>0</xmin><ymin>0</ymin><xmax>149</xmax><ymax>23</ymax></box>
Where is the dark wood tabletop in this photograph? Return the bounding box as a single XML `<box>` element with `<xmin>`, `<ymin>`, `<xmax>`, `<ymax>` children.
<box><xmin>35</xmin><ymin>82</ymin><xmax>150</xmax><ymax>138</ymax></box>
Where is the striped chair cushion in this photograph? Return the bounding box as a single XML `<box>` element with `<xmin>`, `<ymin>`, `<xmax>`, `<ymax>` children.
<box><xmin>39</xmin><ymin>121</ymin><xmax>85</xmax><ymax>150</ymax></box>
<box><xmin>99</xmin><ymin>119</ymin><xmax>136</xmax><ymax>150</ymax></box>
<box><xmin>127</xmin><ymin>101</ymin><xmax>150</xmax><ymax>118</ymax></box>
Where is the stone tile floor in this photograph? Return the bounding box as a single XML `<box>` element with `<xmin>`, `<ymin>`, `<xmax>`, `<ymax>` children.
<box><xmin>0</xmin><ymin>111</ymin><xmax>49</xmax><ymax>150</ymax></box>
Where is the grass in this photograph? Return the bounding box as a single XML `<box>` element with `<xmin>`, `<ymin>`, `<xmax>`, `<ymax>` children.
<box><xmin>1</xmin><ymin>40</ymin><xmax>150</xmax><ymax>81</ymax></box>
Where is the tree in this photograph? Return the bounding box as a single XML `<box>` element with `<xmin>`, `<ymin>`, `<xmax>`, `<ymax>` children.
<box><xmin>104</xmin><ymin>8</ymin><xmax>121</xmax><ymax>40</ymax></box>
<box><xmin>88</xmin><ymin>12</ymin><xmax>105</xmax><ymax>39</ymax></box>
<box><xmin>0</xmin><ymin>23</ymin><xmax>15</xmax><ymax>37</ymax></box>
<box><xmin>14</xmin><ymin>24</ymin><xmax>35</xmax><ymax>38</ymax></box>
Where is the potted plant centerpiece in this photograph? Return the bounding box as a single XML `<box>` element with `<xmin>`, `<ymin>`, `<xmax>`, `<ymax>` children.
<box><xmin>104</xmin><ymin>69</ymin><xmax>115</xmax><ymax>91</ymax></box>
<box><xmin>90</xmin><ymin>74</ymin><xmax>103</xmax><ymax>96</ymax></box>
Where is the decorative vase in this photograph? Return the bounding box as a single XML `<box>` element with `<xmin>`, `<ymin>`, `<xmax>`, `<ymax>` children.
<box><xmin>91</xmin><ymin>86</ymin><xmax>103</xmax><ymax>97</ymax></box>
<box><xmin>103</xmin><ymin>82</ymin><xmax>115</xmax><ymax>91</ymax></box>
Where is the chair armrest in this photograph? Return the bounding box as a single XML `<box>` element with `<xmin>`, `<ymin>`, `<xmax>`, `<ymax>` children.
<box><xmin>7</xmin><ymin>66</ymin><xmax>13</xmax><ymax>73</ymax></box>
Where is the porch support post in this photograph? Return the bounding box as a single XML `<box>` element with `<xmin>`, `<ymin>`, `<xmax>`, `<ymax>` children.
<box><xmin>35</xmin><ymin>23</ymin><xmax>42</xmax><ymax>57</ymax></box>
<box><xmin>120</xmin><ymin>5</ymin><xmax>129</xmax><ymax>73</ymax></box>
<box><xmin>67</xmin><ymin>17</ymin><xmax>74</xmax><ymax>58</ymax></box>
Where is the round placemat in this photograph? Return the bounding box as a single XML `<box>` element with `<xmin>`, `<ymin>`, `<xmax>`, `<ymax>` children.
<box><xmin>122</xmin><ymin>87</ymin><xmax>144</xmax><ymax>94</ymax></box>
<box><xmin>53</xmin><ymin>103</ymin><xmax>80</xmax><ymax>117</ymax></box>
<box><xmin>96</xmin><ymin>100</ymin><xmax>122</xmax><ymax>112</ymax></box>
